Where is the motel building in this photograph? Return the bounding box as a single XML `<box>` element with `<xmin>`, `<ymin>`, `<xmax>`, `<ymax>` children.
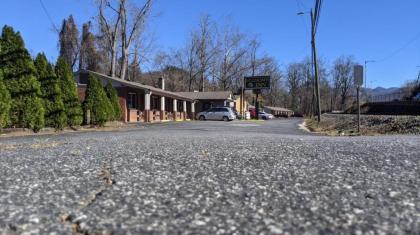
<box><xmin>74</xmin><ymin>70</ymin><xmax>196</xmax><ymax>123</ymax></box>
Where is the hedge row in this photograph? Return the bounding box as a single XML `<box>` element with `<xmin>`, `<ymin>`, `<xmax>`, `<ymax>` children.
<box><xmin>0</xmin><ymin>25</ymin><xmax>121</xmax><ymax>131</ymax></box>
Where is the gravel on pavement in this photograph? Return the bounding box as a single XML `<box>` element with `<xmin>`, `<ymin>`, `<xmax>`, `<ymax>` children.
<box><xmin>0</xmin><ymin>119</ymin><xmax>419</xmax><ymax>234</ymax></box>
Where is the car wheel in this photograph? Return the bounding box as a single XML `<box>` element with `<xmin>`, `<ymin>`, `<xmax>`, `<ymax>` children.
<box><xmin>223</xmin><ymin>116</ymin><xmax>229</xmax><ymax>122</ymax></box>
<box><xmin>262</xmin><ymin>116</ymin><xmax>267</xmax><ymax>120</ymax></box>
<box><xmin>199</xmin><ymin>115</ymin><xmax>205</xmax><ymax>121</ymax></box>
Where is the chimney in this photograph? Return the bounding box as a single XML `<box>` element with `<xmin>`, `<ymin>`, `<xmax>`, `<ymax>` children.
<box><xmin>159</xmin><ymin>77</ymin><xmax>165</xmax><ymax>90</ymax></box>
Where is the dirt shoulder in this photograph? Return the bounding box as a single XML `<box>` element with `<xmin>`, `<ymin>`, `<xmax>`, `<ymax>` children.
<box><xmin>0</xmin><ymin>121</ymin><xmax>177</xmax><ymax>138</ymax></box>
<box><xmin>305</xmin><ymin>114</ymin><xmax>420</xmax><ymax>136</ymax></box>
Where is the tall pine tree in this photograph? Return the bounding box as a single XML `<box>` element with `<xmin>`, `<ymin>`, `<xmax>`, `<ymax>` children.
<box><xmin>84</xmin><ymin>75</ymin><xmax>113</xmax><ymax>126</ymax></box>
<box><xmin>79</xmin><ymin>22</ymin><xmax>99</xmax><ymax>71</ymax></box>
<box><xmin>55</xmin><ymin>57</ymin><xmax>83</xmax><ymax>126</ymax></box>
<box><xmin>105</xmin><ymin>80</ymin><xmax>122</xmax><ymax>121</ymax></box>
<box><xmin>59</xmin><ymin>15</ymin><xmax>79</xmax><ymax>71</ymax></box>
<box><xmin>34</xmin><ymin>53</ymin><xmax>66</xmax><ymax>130</ymax></box>
<box><xmin>0</xmin><ymin>70</ymin><xmax>12</xmax><ymax>130</ymax></box>
<box><xmin>0</xmin><ymin>25</ymin><xmax>44</xmax><ymax>132</ymax></box>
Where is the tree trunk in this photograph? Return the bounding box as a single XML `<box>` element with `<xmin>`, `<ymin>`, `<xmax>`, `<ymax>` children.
<box><xmin>120</xmin><ymin>48</ymin><xmax>129</xmax><ymax>80</ymax></box>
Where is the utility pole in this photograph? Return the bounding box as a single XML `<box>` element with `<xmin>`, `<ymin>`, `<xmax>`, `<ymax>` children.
<box><xmin>353</xmin><ymin>65</ymin><xmax>363</xmax><ymax>134</ymax></box>
<box><xmin>298</xmin><ymin>0</ymin><xmax>323</xmax><ymax>122</ymax></box>
<box><xmin>311</xmin><ymin>8</ymin><xmax>321</xmax><ymax>123</ymax></box>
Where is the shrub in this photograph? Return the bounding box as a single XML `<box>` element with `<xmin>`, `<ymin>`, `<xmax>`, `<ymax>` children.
<box><xmin>0</xmin><ymin>70</ymin><xmax>11</xmax><ymax>129</ymax></box>
<box><xmin>0</xmin><ymin>25</ymin><xmax>44</xmax><ymax>132</ymax></box>
<box><xmin>84</xmin><ymin>75</ymin><xmax>113</xmax><ymax>126</ymax></box>
<box><xmin>55</xmin><ymin>57</ymin><xmax>83</xmax><ymax>126</ymax></box>
<box><xmin>34</xmin><ymin>53</ymin><xmax>66</xmax><ymax>130</ymax></box>
<box><xmin>105</xmin><ymin>80</ymin><xmax>122</xmax><ymax>121</ymax></box>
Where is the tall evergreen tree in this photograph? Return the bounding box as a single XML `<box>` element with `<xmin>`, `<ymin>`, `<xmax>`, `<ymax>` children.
<box><xmin>79</xmin><ymin>22</ymin><xmax>99</xmax><ymax>71</ymax></box>
<box><xmin>0</xmin><ymin>70</ymin><xmax>12</xmax><ymax>130</ymax></box>
<box><xmin>34</xmin><ymin>53</ymin><xmax>66</xmax><ymax>130</ymax></box>
<box><xmin>105</xmin><ymin>80</ymin><xmax>122</xmax><ymax>121</ymax></box>
<box><xmin>84</xmin><ymin>75</ymin><xmax>112</xmax><ymax>126</ymax></box>
<box><xmin>55</xmin><ymin>57</ymin><xmax>83</xmax><ymax>126</ymax></box>
<box><xmin>59</xmin><ymin>15</ymin><xmax>80</xmax><ymax>71</ymax></box>
<box><xmin>0</xmin><ymin>25</ymin><xmax>44</xmax><ymax>132</ymax></box>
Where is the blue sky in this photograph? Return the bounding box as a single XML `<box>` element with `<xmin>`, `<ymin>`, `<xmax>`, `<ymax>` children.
<box><xmin>1</xmin><ymin>0</ymin><xmax>419</xmax><ymax>88</ymax></box>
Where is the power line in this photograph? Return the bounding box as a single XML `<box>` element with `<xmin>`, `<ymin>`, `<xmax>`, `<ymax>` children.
<box><xmin>294</xmin><ymin>0</ymin><xmax>311</xmax><ymax>36</ymax></box>
<box><xmin>376</xmin><ymin>31</ymin><xmax>420</xmax><ymax>62</ymax></box>
<box><xmin>295</xmin><ymin>0</ymin><xmax>307</xmax><ymax>10</ymax></box>
<box><xmin>39</xmin><ymin>0</ymin><xmax>59</xmax><ymax>33</ymax></box>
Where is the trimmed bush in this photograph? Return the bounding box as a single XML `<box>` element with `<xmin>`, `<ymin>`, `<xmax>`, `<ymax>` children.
<box><xmin>0</xmin><ymin>70</ymin><xmax>11</xmax><ymax>129</ymax></box>
<box><xmin>84</xmin><ymin>75</ymin><xmax>113</xmax><ymax>126</ymax></box>
<box><xmin>55</xmin><ymin>57</ymin><xmax>83</xmax><ymax>126</ymax></box>
<box><xmin>0</xmin><ymin>25</ymin><xmax>44</xmax><ymax>132</ymax></box>
<box><xmin>34</xmin><ymin>53</ymin><xmax>66</xmax><ymax>130</ymax></box>
<box><xmin>105</xmin><ymin>80</ymin><xmax>122</xmax><ymax>121</ymax></box>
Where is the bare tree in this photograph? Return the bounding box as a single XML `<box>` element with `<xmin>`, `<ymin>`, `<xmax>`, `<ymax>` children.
<box><xmin>286</xmin><ymin>63</ymin><xmax>304</xmax><ymax>111</ymax></box>
<box><xmin>195</xmin><ymin>15</ymin><xmax>217</xmax><ymax>92</ymax></box>
<box><xmin>97</xmin><ymin>0</ymin><xmax>122</xmax><ymax>77</ymax></box>
<box><xmin>59</xmin><ymin>15</ymin><xmax>79</xmax><ymax>71</ymax></box>
<box><xmin>259</xmin><ymin>57</ymin><xmax>286</xmax><ymax>107</ymax></box>
<box><xmin>211</xmin><ymin>23</ymin><xmax>247</xmax><ymax>91</ymax></box>
<box><xmin>401</xmin><ymin>74</ymin><xmax>420</xmax><ymax>99</ymax></box>
<box><xmin>332</xmin><ymin>56</ymin><xmax>355</xmax><ymax>110</ymax></box>
<box><xmin>119</xmin><ymin>0</ymin><xmax>153</xmax><ymax>80</ymax></box>
<box><xmin>172</xmin><ymin>36</ymin><xmax>200</xmax><ymax>91</ymax></box>
<box><xmin>127</xmin><ymin>30</ymin><xmax>156</xmax><ymax>80</ymax></box>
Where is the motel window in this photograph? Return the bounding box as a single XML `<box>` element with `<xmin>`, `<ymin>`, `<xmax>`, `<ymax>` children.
<box><xmin>177</xmin><ymin>100</ymin><xmax>183</xmax><ymax>111</ymax></box>
<box><xmin>165</xmin><ymin>99</ymin><xmax>172</xmax><ymax>112</ymax></box>
<box><xmin>128</xmin><ymin>93</ymin><xmax>137</xmax><ymax>109</ymax></box>
<box><xmin>203</xmin><ymin>102</ymin><xmax>213</xmax><ymax>111</ymax></box>
<box><xmin>151</xmin><ymin>96</ymin><xmax>160</xmax><ymax>110</ymax></box>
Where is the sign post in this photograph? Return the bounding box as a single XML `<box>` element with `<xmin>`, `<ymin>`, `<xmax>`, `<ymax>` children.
<box><xmin>244</xmin><ymin>76</ymin><xmax>271</xmax><ymax>120</ymax></box>
<box><xmin>354</xmin><ymin>65</ymin><xmax>364</xmax><ymax>134</ymax></box>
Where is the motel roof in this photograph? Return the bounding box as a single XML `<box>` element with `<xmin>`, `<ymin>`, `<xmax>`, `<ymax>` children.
<box><xmin>263</xmin><ymin>106</ymin><xmax>294</xmax><ymax>113</ymax></box>
<box><xmin>174</xmin><ymin>91</ymin><xmax>233</xmax><ymax>101</ymax></box>
<box><xmin>75</xmin><ymin>70</ymin><xmax>194</xmax><ymax>102</ymax></box>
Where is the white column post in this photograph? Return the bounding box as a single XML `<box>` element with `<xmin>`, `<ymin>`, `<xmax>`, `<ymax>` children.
<box><xmin>173</xmin><ymin>99</ymin><xmax>178</xmax><ymax>120</ymax></box>
<box><xmin>183</xmin><ymin>100</ymin><xmax>187</xmax><ymax>120</ymax></box>
<box><xmin>191</xmin><ymin>102</ymin><xmax>195</xmax><ymax>113</ymax></box>
<box><xmin>161</xmin><ymin>96</ymin><xmax>165</xmax><ymax>111</ymax></box>
<box><xmin>144</xmin><ymin>91</ymin><xmax>151</xmax><ymax>110</ymax></box>
<box><xmin>160</xmin><ymin>96</ymin><xmax>165</xmax><ymax>120</ymax></box>
<box><xmin>191</xmin><ymin>101</ymin><xmax>196</xmax><ymax>120</ymax></box>
<box><xmin>173</xmin><ymin>99</ymin><xmax>177</xmax><ymax>112</ymax></box>
<box><xmin>144</xmin><ymin>91</ymin><xmax>151</xmax><ymax>122</ymax></box>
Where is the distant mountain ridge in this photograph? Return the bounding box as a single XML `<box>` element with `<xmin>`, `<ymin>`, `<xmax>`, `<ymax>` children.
<box><xmin>363</xmin><ymin>87</ymin><xmax>401</xmax><ymax>96</ymax></box>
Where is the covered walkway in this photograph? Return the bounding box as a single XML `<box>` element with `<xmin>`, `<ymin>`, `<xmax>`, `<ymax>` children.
<box><xmin>75</xmin><ymin>70</ymin><xmax>196</xmax><ymax>123</ymax></box>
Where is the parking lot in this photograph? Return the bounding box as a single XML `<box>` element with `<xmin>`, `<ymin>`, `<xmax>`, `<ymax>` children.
<box><xmin>0</xmin><ymin>118</ymin><xmax>419</xmax><ymax>234</ymax></box>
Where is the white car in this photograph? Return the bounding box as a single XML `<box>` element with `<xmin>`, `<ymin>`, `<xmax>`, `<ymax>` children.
<box><xmin>258</xmin><ymin>111</ymin><xmax>274</xmax><ymax>120</ymax></box>
<box><xmin>197</xmin><ymin>107</ymin><xmax>236</xmax><ymax>121</ymax></box>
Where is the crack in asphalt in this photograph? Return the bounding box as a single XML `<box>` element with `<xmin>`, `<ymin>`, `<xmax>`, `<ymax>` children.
<box><xmin>60</xmin><ymin>157</ymin><xmax>115</xmax><ymax>235</ymax></box>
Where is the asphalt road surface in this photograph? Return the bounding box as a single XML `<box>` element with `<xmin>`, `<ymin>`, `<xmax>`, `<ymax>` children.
<box><xmin>0</xmin><ymin>118</ymin><xmax>419</xmax><ymax>234</ymax></box>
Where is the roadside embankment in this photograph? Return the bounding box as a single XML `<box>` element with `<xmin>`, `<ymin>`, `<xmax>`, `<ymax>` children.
<box><xmin>305</xmin><ymin>114</ymin><xmax>420</xmax><ymax>136</ymax></box>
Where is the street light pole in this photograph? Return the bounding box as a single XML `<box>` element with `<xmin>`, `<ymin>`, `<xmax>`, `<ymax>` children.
<box><xmin>364</xmin><ymin>60</ymin><xmax>375</xmax><ymax>89</ymax></box>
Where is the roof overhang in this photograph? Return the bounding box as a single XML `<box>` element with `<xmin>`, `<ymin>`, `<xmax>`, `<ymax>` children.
<box><xmin>75</xmin><ymin>70</ymin><xmax>194</xmax><ymax>102</ymax></box>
